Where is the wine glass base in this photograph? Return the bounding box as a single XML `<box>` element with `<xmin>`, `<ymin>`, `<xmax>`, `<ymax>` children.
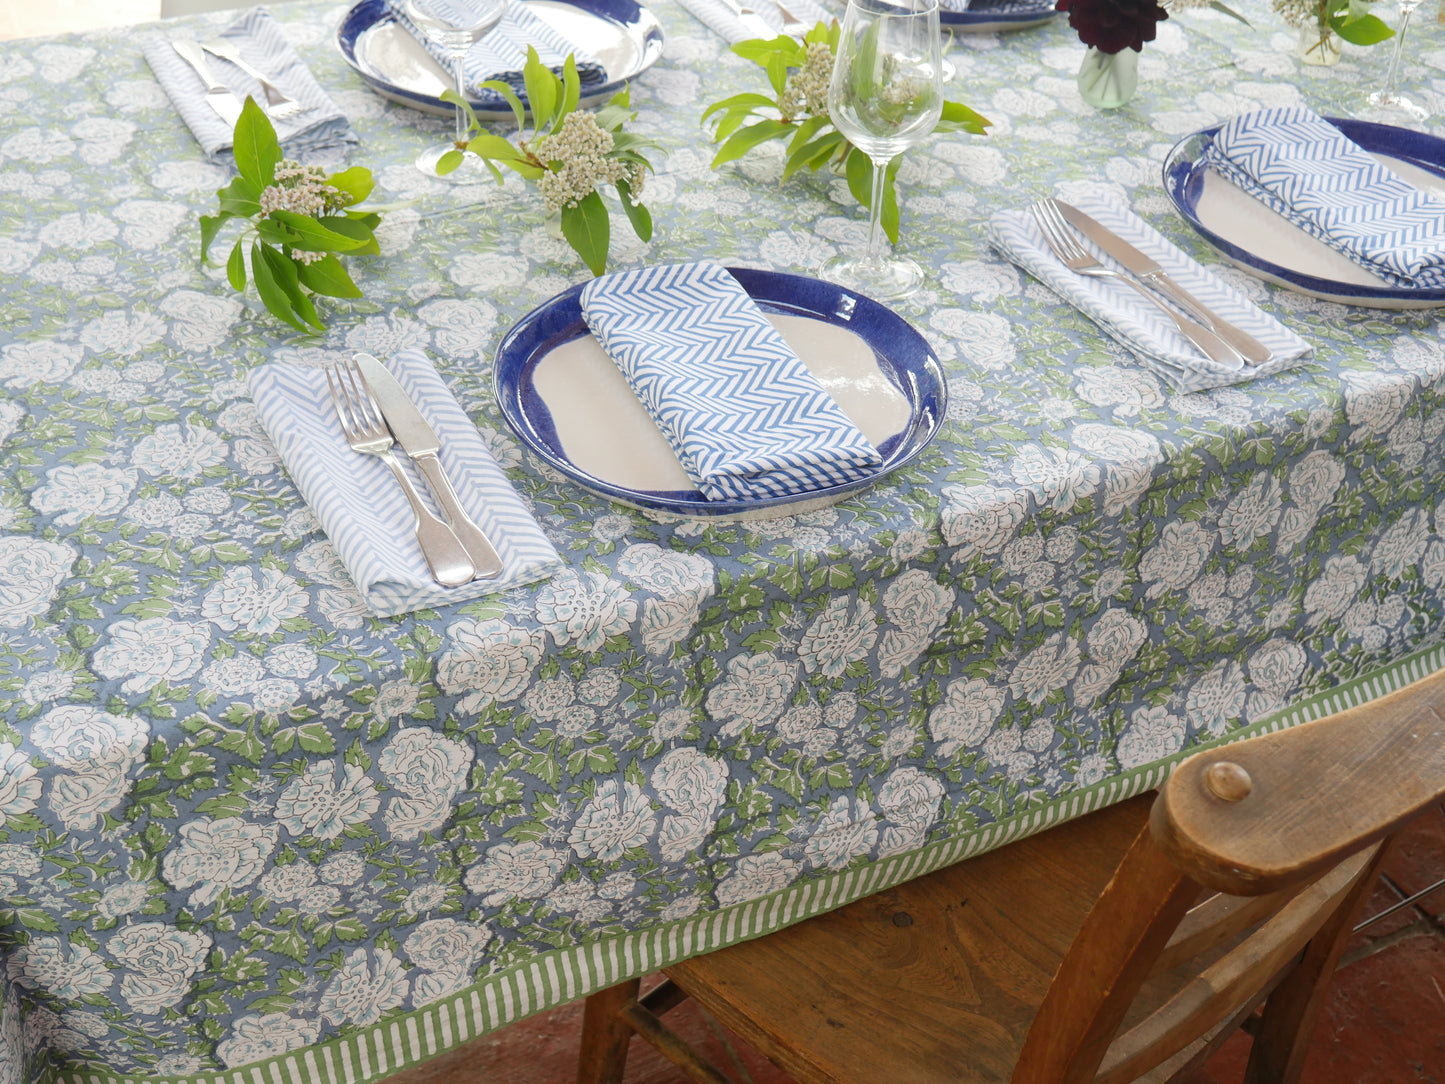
<box><xmin>415</xmin><ymin>142</ymin><xmax>490</xmax><ymax>184</ymax></box>
<box><xmin>821</xmin><ymin>252</ymin><xmax>926</xmax><ymax>301</ymax></box>
<box><xmin>1364</xmin><ymin>89</ymin><xmax>1429</xmax><ymax>123</ymax></box>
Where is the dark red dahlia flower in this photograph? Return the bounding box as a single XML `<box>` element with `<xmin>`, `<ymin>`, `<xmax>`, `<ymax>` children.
<box><xmin>1055</xmin><ymin>0</ymin><xmax>1170</xmax><ymax>54</ymax></box>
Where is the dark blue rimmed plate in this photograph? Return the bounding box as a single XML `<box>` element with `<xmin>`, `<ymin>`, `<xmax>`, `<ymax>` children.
<box><xmin>1163</xmin><ymin>117</ymin><xmax>1445</xmax><ymax>310</ymax></box>
<box><xmin>336</xmin><ymin>0</ymin><xmax>665</xmax><ymax>119</ymax></box>
<box><xmin>943</xmin><ymin>0</ymin><xmax>1061</xmax><ymax>32</ymax></box>
<box><xmin>494</xmin><ymin>268</ymin><xmax>947</xmax><ymax>521</ymax></box>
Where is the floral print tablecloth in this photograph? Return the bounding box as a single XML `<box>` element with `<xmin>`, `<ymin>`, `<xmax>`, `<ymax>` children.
<box><xmin>1</xmin><ymin>1</ymin><xmax>1443</xmax><ymax>1081</ymax></box>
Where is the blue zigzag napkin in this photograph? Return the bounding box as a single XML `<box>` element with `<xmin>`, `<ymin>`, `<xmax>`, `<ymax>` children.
<box><xmin>249</xmin><ymin>350</ymin><xmax>561</xmax><ymax>617</ymax></box>
<box><xmin>387</xmin><ymin>0</ymin><xmax>605</xmax><ymax>96</ymax></box>
<box><xmin>1207</xmin><ymin>107</ymin><xmax>1445</xmax><ymax>290</ymax></box>
<box><xmin>989</xmin><ymin>194</ymin><xmax>1313</xmax><ymax>393</ymax></box>
<box><xmin>673</xmin><ymin>0</ymin><xmax>829</xmax><ymax>43</ymax></box>
<box><xmin>580</xmin><ymin>262</ymin><xmax>883</xmax><ymax>502</ymax></box>
<box><xmin>141</xmin><ymin>8</ymin><xmax>357</xmax><ymax>164</ymax></box>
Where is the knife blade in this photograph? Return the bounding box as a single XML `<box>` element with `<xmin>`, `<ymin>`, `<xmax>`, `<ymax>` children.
<box><xmin>353</xmin><ymin>353</ymin><xmax>504</xmax><ymax>580</ymax></box>
<box><xmin>171</xmin><ymin>39</ymin><xmax>243</xmax><ymax>130</ymax></box>
<box><xmin>1054</xmin><ymin>200</ymin><xmax>1273</xmax><ymax>367</ymax></box>
<box><xmin>714</xmin><ymin>0</ymin><xmax>780</xmax><ymax>40</ymax></box>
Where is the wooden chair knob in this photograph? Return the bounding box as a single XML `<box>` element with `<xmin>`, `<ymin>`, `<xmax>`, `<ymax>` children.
<box><xmin>1204</xmin><ymin>761</ymin><xmax>1253</xmax><ymax>802</ymax></box>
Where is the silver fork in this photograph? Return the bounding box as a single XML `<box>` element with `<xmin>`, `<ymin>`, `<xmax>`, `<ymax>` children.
<box><xmin>1029</xmin><ymin>198</ymin><xmax>1247</xmax><ymax>371</ymax></box>
<box><xmin>201</xmin><ymin>37</ymin><xmax>307</xmax><ymax>121</ymax></box>
<box><xmin>326</xmin><ymin>360</ymin><xmax>476</xmax><ymax>587</ymax></box>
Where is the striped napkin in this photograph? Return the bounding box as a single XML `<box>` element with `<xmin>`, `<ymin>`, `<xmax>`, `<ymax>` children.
<box><xmin>387</xmin><ymin>0</ymin><xmax>605</xmax><ymax>95</ymax></box>
<box><xmin>1207</xmin><ymin>107</ymin><xmax>1445</xmax><ymax>290</ymax></box>
<box><xmin>989</xmin><ymin>194</ymin><xmax>1313</xmax><ymax>392</ymax></box>
<box><xmin>580</xmin><ymin>262</ymin><xmax>882</xmax><ymax>503</ymax></box>
<box><xmin>141</xmin><ymin>7</ymin><xmax>356</xmax><ymax>164</ymax></box>
<box><xmin>249</xmin><ymin>350</ymin><xmax>561</xmax><ymax>617</ymax></box>
<box><xmin>673</xmin><ymin>0</ymin><xmax>830</xmax><ymax>43</ymax></box>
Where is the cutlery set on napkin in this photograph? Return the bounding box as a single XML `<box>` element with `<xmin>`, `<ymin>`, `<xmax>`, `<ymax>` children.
<box><xmin>991</xmin><ymin>105</ymin><xmax>1445</xmax><ymax>392</ymax></box>
<box><xmin>142</xmin><ymin>7</ymin><xmax>357</xmax><ymax>162</ymax></box>
<box><xmin>676</xmin><ymin>0</ymin><xmax>831</xmax><ymax>43</ymax></box>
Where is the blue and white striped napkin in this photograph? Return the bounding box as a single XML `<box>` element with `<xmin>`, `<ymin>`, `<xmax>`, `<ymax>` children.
<box><xmin>249</xmin><ymin>350</ymin><xmax>561</xmax><ymax>617</ymax></box>
<box><xmin>989</xmin><ymin>194</ymin><xmax>1313</xmax><ymax>392</ymax></box>
<box><xmin>581</xmin><ymin>262</ymin><xmax>883</xmax><ymax>503</ymax></box>
<box><xmin>387</xmin><ymin>0</ymin><xmax>605</xmax><ymax>95</ymax></box>
<box><xmin>673</xmin><ymin>0</ymin><xmax>830</xmax><ymax>43</ymax></box>
<box><xmin>1207</xmin><ymin>107</ymin><xmax>1445</xmax><ymax>290</ymax></box>
<box><xmin>141</xmin><ymin>7</ymin><xmax>357</xmax><ymax>164</ymax></box>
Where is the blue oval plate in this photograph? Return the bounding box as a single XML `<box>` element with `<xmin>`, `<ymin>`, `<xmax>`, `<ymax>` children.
<box><xmin>1163</xmin><ymin>117</ymin><xmax>1445</xmax><ymax>310</ymax></box>
<box><xmin>944</xmin><ymin>0</ymin><xmax>1061</xmax><ymax>33</ymax></box>
<box><xmin>336</xmin><ymin>0</ymin><xmax>665</xmax><ymax>119</ymax></box>
<box><xmin>494</xmin><ymin>268</ymin><xmax>948</xmax><ymax>520</ymax></box>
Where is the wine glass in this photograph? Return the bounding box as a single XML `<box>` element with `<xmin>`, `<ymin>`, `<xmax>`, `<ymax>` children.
<box><xmin>405</xmin><ymin>0</ymin><xmax>509</xmax><ymax>182</ymax></box>
<box><xmin>1366</xmin><ymin>0</ymin><xmax>1428</xmax><ymax>123</ymax></box>
<box><xmin>821</xmin><ymin>0</ymin><xmax>944</xmax><ymax>300</ymax></box>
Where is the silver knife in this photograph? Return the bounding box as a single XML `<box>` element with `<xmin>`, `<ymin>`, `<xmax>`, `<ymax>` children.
<box><xmin>171</xmin><ymin>40</ymin><xmax>243</xmax><ymax>130</ymax></box>
<box><xmin>353</xmin><ymin>353</ymin><xmax>504</xmax><ymax>580</ymax></box>
<box><xmin>1055</xmin><ymin>200</ymin><xmax>1273</xmax><ymax>367</ymax></box>
<box><xmin>714</xmin><ymin>0</ymin><xmax>780</xmax><ymax>40</ymax></box>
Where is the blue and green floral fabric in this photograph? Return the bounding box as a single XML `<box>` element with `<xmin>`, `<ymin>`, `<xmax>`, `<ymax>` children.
<box><xmin>0</xmin><ymin>2</ymin><xmax>1443</xmax><ymax>1082</ymax></box>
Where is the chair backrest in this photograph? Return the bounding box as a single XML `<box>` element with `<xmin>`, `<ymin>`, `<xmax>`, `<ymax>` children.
<box><xmin>1013</xmin><ymin>665</ymin><xmax>1445</xmax><ymax>1084</ymax></box>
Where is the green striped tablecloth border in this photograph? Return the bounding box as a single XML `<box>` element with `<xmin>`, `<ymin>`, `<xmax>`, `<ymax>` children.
<box><xmin>45</xmin><ymin>639</ymin><xmax>1445</xmax><ymax>1084</ymax></box>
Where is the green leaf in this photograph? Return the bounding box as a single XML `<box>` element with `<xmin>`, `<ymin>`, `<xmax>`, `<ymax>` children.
<box><xmin>712</xmin><ymin>118</ymin><xmax>793</xmax><ymax>167</ymax></box>
<box><xmin>315</xmin><ymin>216</ymin><xmax>381</xmax><ymax>256</ymax></box>
<box><xmin>436</xmin><ymin>149</ymin><xmax>465</xmax><ymax>175</ymax></box>
<box><xmin>522</xmin><ymin>47</ymin><xmax>558</xmax><ymax>134</ymax></box>
<box><xmin>226</xmin><ymin>238</ymin><xmax>247</xmax><ymax>292</ymax></box>
<box><xmin>296</xmin><ymin>254</ymin><xmax>362</xmax><ymax>298</ymax></box>
<box><xmin>465</xmin><ymin>133</ymin><xmax>525</xmax><ymax>163</ymax></box>
<box><xmin>250</xmin><ymin>242</ymin><xmax>307</xmax><ymax>332</ymax></box>
<box><xmin>1205</xmin><ymin>1</ymin><xmax>1251</xmax><ymax>26</ymax></box>
<box><xmin>785</xmin><ymin>131</ymin><xmax>845</xmax><ymax>179</ymax></box>
<box><xmin>260</xmin><ymin>245</ymin><xmax>323</xmax><ymax>331</ymax></box>
<box><xmin>560</xmin><ymin>190</ymin><xmax>610</xmax><ymax>276</ymax></box>
<box><xmin>268</xmin><ymin>210</ymin><xmax>372</xmax><ymax>252</ymax></box>
<box><xmin>937</xmin><ymin>100</ymin><xmax>992</xmax><ymax>135</ymax></box>
<box><xmin>845</xmin><ymin>144</ymin><xmax>872</xmax><ymax>208</ymax></box>
<box><xmin>1330</xmin><ymin>10</ymin><xmax>1394</xmax><ymax>44</ymax></box>
<box><xmin>881</xmin><ymin>156</ymin><xmax>900</xmax><ymax>245</ymax></box>
<box><xmin>615</xmin><ymin>177</ymin><xmax>652</xmax><ymax>243</ymax></box>
<box><xmin>325</xmin><ymin>166</ymin><xmax>375</xmax><ymax>205</ymax></box>
<box><xmin>440</xmin><ymin>89</ymin><xmax>481</xmax><ymax>138</ymax></box>
<box><xmin>232</xmin><ymin>95</ymin><xmax>281</xmax><ymax>191</ymax></box>
<box><xmin>199</xmin><ymin>213</ymin><xmax>231</xmax><ymax>259</ymax></box>
<box><xmin>216</xmin><ymin>174</ymin><xmax>262</xmax><ymax>217</ymax></box>
<box><xmin>560</xmin><ymin>54</ymin><xmax>581</xmax><ymax>125</ymax></box>
<box><xmin>478</xmin><ymin>80</ymin><xmax>527</xmax><ymax>132</ymax></box>
<box><xmin>701</xmin><ymin>92</ymin><xmax>776</xmax><ymax>126</ymax></box>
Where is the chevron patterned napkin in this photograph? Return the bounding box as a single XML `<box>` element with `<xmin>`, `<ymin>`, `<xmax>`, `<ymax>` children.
<box><xmin>249</xmin><ymin>350</ymin><xmax>561</xmax><ymax>617</ymax></box>
<box><xmin>581</xmin><ymin>262</ymin><xmax>883</xmax><ymax>502</ymax></box>
<box><xmin>989</xmin><ymin>194</ymin><xmax>1312</xmax><ymax>393</ymax></box>
<box><xmin>1207</xmin><ymin>107</ymin><xmax>1445</xmax><ymax>290</ymax></box>
<box><xmin>387</xmin><ymin>0</ymin><xmax>605</xmax><ymax>95</ymax></box>
<box><xmin>674</xmin><ymin>0</ymin><xmax>830</xmax><ymax>43</ymax></box>
<box><xmin>141</xmin><ymin>7</ymin><xmax>357</xmax><ymax>164</ymax></box>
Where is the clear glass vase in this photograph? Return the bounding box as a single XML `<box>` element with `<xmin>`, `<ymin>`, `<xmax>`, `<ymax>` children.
<box><xmin>1297</xmin><ymin>21</ymin><xmax>1343</xmax><ymax>65</ymax></box>
<box><xmin>1077</xmin><ymin>45</ymin><xmax>1139</xmax><ymax>109</ymax></box>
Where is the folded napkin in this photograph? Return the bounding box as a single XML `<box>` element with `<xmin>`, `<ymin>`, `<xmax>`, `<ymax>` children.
<box><xmin>142</xmin><ymin>7</ymin><xmax>357</xmax><ymax>164</ymax></box>
<box><xmin>387</xmin><ymin>0</ymin><xmax>606</xmax><ymax>95</ymax></box>
<box><xmin>249</xmin><ymin>349</ymin><xmax>561</xmax><ymax>617</ymax></box>
<box><xmin>674</xmin><ymin>0</ymin><xmax>831</xmax><ymax>44</ymax></box>
<box><xmin>581</xmin><ymin>262</ymin><xmax>882</xmax><ymax>502</ymax></box>
<box><xmin>989</xmin><ymin>194</ymin><xmax>1313</xmax><ymax>392</ymax></box>
<box><xmin>1207</xmin><ymin>107</ymin><xmax>1445</xmax><ymax>290</ymax></box>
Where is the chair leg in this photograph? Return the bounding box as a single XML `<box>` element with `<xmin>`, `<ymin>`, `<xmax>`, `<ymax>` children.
<box><xmin>578</xmin><ymin>978</ymin><xmax>642</xmax><ymax>1084</ymax></box>
<box><xmin>1243</xmin><ymin>840</ymin><xmax>1394</xmax><ymax>1084</ymax></box>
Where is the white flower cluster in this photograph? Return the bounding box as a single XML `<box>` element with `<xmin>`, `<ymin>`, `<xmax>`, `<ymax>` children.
<box><xmin>780</xmin><ymin>41</ymin><xmax>832</xmax><ymax>122</ymax></box>
<box><xmin>257</xmin><ymin>161</ymin><xmax>347</xmax><ymax>218</ymax></box>
<box><xmin>1269</xmin><ymin>0</ymin><xmax>1329</xmax><ymax>28</ymax></box>
<box><xmin>534</xmin><ymin>111</ymin><xmax>645</xmax><ymax>214</ymax></box>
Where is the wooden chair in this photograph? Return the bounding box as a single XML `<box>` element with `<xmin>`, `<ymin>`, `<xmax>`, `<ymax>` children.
<box><xmin>576</xmin><ymin>666</ymin><xmax>1445</xmax><ymax>1084</ymax></box>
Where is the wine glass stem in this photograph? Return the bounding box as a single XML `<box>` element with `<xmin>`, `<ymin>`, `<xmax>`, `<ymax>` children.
<box><xmin>451</xmin><ymin>47</ymin><xmax>468</xmax><ymax>145</ymax></box>
<box><xmin>1381</xmin><ymin>6</ymin><xmax>1415</xmax><ymax>98</ymax></box>
<box><xmin>865</xmin><ymin>154</ymin><xmax>890</xmax><ymax>264</ymax></box>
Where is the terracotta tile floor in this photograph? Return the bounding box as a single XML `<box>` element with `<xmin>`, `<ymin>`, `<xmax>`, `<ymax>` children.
<box><xmin>387</xmin><ymin>804</ymin><xmax>1445</xmax><ymax>1084</ymax></box>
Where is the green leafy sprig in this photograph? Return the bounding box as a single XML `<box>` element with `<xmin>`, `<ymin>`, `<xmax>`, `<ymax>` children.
<box><xmin>1324</xmin><ymin>0</ymin><xmax>1395</xmax><ymax>46</ymax></box>
<box><xmin>702</xmin><ymin>23</ymin><xmax>990</xmax><ymax>245</ymax></box>
<box><xmin>443</xmin><ymin>49</ymin><xmax>654</xmax><ymax>276</ymax></box>
<box><xmin>199</xmin><ymin>97</ymin><xmax>383</xmax><ymax>333</ymax></box>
